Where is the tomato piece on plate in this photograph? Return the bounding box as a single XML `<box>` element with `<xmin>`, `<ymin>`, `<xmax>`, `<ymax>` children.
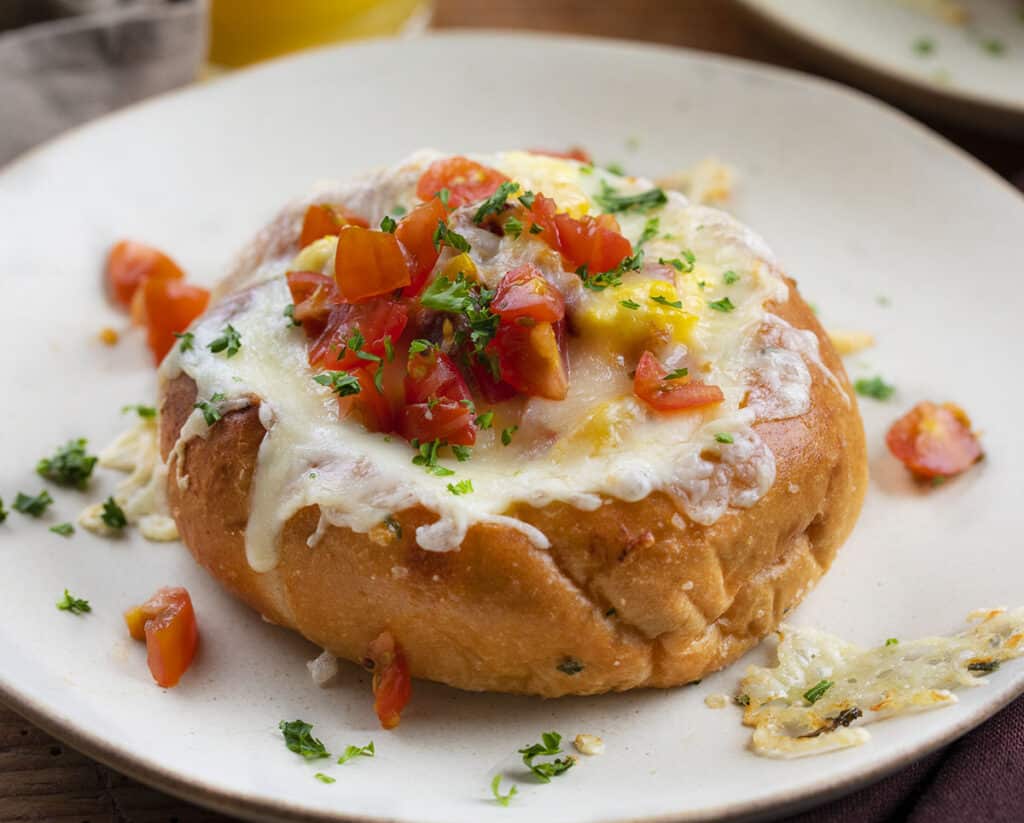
<box><xmin>491</xmin><ymin>264</ymin><xmax>565</xmax><ymax>324</ymax></box>
<box><xmin>105</xmin><ymin>240</ymin><xmax>185</xmax><ymax>308</ymax></box>
<box><xmin>416</xmin><ymin>156</ymin><xmax>509</xmax><ymax>209</ymax></box>
<box><xmin>399</xmin><ymin>399</ymin><xmax>476</xmax><ymax>446</ymax></box>
<box><xmin>124</xmin><ymin>587</ymin><xmax>198</xmax><ymax>688</ymax></box>
<box><xmin>633</xmin><ymin>350</ymin><xmax>724</xmax><ymax>412</ymax></box>
<box><xmin>489</xmin><ymin>322</ymin><xmax>568</xmax><ymax>401</ymax></box>
<box><xmin>553</xmin><ymin>211</ymin><xmax>632</xmax><ymax>273</ymax></box>
<box><xmin>395</xmin><ymin>198</ymin><xmax>447</xmax><ymax>296</ymax></box>
<box><xmin>528</xmin><ymin>146</ymin><xmax>593</xmax><ymax>164</ymax></box>
<box><xmin>135</xmin><ymin>277</ymin><xmax>210</xmax><ymax>364</ymax></box>
<box><xmin>365</xmin><ymin>631</ymin><xmax>411</xmax><ymax>730</ymax></box>
<box><xmin>405</xmin><ymin>348</ymin><xmax>473</xmax><ymax>405</ymax></box>
<box><xmin>336</xmin><ymin>366</ymin><xmax>395</xmax><ymax>433</ymax></box>
<box><xmin>885</xmin><ymin>401</ymin><xmax>983</xmax><ymax>479</ymax></box>
<box><xmin>334</xmin><ymin>226</ymin><xmax>410</xmax><ymax>303</ymax></box>
<box><xmin>299</xmin><ymin>204</ymin><xmax>369</xmax><ymax>247</ymax></box>
<box><xmin>470</xmin><ymin>358</ymin><xmax>518</xmax><ymax>404</ymax></box>
<box><xmin>308</xmin><ymin>300</ymin><xmax>408</xmax><ymax>371</ymax></box>
<box><xmin>286</xmin><ymin>270</ymin><xmax>339</xmax><ymax>334</ymax></box>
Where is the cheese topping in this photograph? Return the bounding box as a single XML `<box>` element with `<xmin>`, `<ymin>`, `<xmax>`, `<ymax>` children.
<box><xmin>737</xmin><ymin>607</ymin><xmax>1024</xmax><ymax>759</ymax></box>
<box><xmin>161</xmin><ymin>150</ymin><xmax>839</xmax><ymax>570</ymax></box>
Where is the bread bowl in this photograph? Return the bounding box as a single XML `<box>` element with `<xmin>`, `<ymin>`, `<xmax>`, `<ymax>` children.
<box><xmin>157</xmin><ymin>150</ymin><xmax>867</xmax><ymax>699</ymax></box>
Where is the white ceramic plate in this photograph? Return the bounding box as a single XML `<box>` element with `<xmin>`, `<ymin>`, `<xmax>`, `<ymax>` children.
<box><xmin>739</xmin><ymin>0</ymin><xmax>1024</xmax><ymax>134</ymax></box>
<box><xmin>1</xmin><ymin>32</ymin><xmax>1022</xmax><ymax>823</ymax></box>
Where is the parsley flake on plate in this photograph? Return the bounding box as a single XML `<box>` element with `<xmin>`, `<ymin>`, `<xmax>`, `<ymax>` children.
<box><xmin>337</xmin><ymin>741</ymin><xmax>375</xmax><ymax>765</ymax></box>
<box><xmin>101</xmin><ymin>497</ymin><xmax>127</xmax><ymax>530</ymax></box>
<box><xmin>854</xmin><ymin>376</ymin><xmax>895</xmax><ymax>401</ymax></box>
<box><xmin>56</xmin><ymin>589</ymin><xmax>90</xmax><ymax>615</ymax></box>
<box><xmin>36</xmin><ymin>438</ymin><xmax>97</xmax><ymax>489</ymax></box>
<box><xmin>518</xmin><ymin>731</ymin><xmax>576</xmax><ymax>783</ymax></box>
<box><xmin>279</xmin><ymin>719</ymin><xmax>330</xmax><ymax>760</ymax></box>
<box><xmin>122</xmin><ymin>404</ymin><xmax>157</xmax><ymax>419</ymax></box>
<box><xmin>49</xmin><ymin>522</ymin><xmax>75</xmax><ymax>537</ymax></box>
<box><xmin>14</xmin><ymin>490</ymin><xmax>53</xmax><ymax>517</ymax></box>
<box><xmin>314</xmin><ymin>773</ymin><xmax>335</xmax><ymax>784</ymax></box>
<box><xmin>0</xmin><ymin>498</ymin><xmax>7</xmax><ymax>523</ymax></box>
<box><xmin>490</xmin><ymin>774</ymin><xmax>518</xmax><ymax>807</ymax></box>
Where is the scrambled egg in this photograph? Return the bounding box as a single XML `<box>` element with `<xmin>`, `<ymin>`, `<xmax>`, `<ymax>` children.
<box><xmin>575</xmin><ymin>278</ymin><xmax>696</xmax><ymax>351</ymax></box>
<box><xmin>497</xmin><ymin>151</ymin><xmax>591</xmax><ymax>217</ymax></box>
<box><xmin>735</xmin><ymin>607</ymin><xmax>1024</xmax><ymax>758</ymax></box>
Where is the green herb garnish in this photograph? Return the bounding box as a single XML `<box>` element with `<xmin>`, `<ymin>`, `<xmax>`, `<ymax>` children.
<box><xmin>518</xmin><ymin>732</ymin><xmax>575</xmax><ymax>783</ymax></box>
<box><xmin>620</xmin><ymin>299</ymin><xmax>640</xmax><ymax>310</ymax></box>
<box><xmin>501</xmin><ymin>426</ymin><xmax>517</xmax><ymax>446</ymax></box>
<box><xmin>284</xmin><ymin>303</ymin><xmax>301</xmax><ymax>327</ymax></box>
<box><xmin>13</xmin><ymin>490</ymin><xmax>53</xmax><ymax>517</ymax></box>
<box><xmin>207</xmin><ymin>324</ymin><xmax>242</xmax><ymax>357</ymax></box>
<box><xmin>885</xmin><ymin>638</ymin><xmax>899</xmax><ymax>647</ymax></box>
<box><xmin>432</xmin><ymin>221</ymin><xmax>471</xmax><ymax>253</ymax></box>
<box><xmin>529</xmin><ymin>222</ymin><xmax>543</xmax><ymax>235</ymax></box>
<box><xmin>384</xmin><ymin>516</ymin><xmax>402</xmax><ymax>539</ymax></box>
<box><xmin>663</xmin><ymin>367</ymin><xmax>689</xmax><ymax>381</ymax></box>
<box><xmin>473</xmin><ymin>181</ymin><xmax>520</xmax><ymax>224</ymax></box>
<box><xmin>715</xmin><ymin>433</ymin><xmax>734</xmax><ymax>444</ymax></box>
<box><xmin>723</xmin><ymin>270</ymin><xmax>740</xmax><ymax>285</ymax></box>
<box><xmin>36</xmin><ymin>439</ymin><xmax>97</xmax><ymax>489</ymax></box>
<box><xmin>49</xmin><ymin>522</ymin><xmax>75</xmax><ymax>537</ymax></box>
<box><xmin>174</xmin><ymin>331</ymin><xmax>195</xmax><ymax>352</ymax></box>
<box><xmin>380</xmin><ymin>215</ymin><xmax>397</xmax><ymax>233</ymax></box>
<box><xmin>967</xmin><ymin>660</ymin><xmax>1000</xmax><ymax>674</ymax></box>
<box><xmin>337</xmin><ymin>741</ymin><xmax>375</xmax><ymax>765</ymax></box>
<box><xmin>314</xmin><ymin>371</ymin><xmax>362</xmax><ymax>397</ymax></box>
<box><xmin>635</xmin><ymin>217</ymin><xmax>660</xmax><ymax>249</ymax></box>
<box><xmin>913</xmin><ymin>37</ymin><xmax>935</xmax><ymax>56</ymax></box>
<box><xmin>504</xmin><ymin>215</ymin><xmax>524</xmax><ymax>239</ymax></box>
<box><xmin>122</xmin><ymin>404</ymin><xmax>157</xmax><ymax>419</ymax></box>
<box><xmin>854</xmin><ymin>376</ymin><xmax>895</xmax><ymax>401</ymax></box>
<box><xmin>411</xmin><ymin>439</ymin><xmax>455</xmax><ymax>476</ymax></box>
<box><xmin>408</xmin><ymin>338</ymin><xmax>434</xmax><ymax>355</ymax></box>
<box><xmin>451</xmin><ymin>445</ymin><xmax>473</xmax><ymax>462</ymax></box>
<box><xmin>194</xmin><ymin>392</ymin><xmax>226</xmax><ymax>426</ymax></box>
<box><xmin>280</xmin><ymin>720</ymin><xmax>330</xmax><ymax>760</ymax></box>
<box><xmin>517</xmin><ymin>191</ymin><xmax>536</xmax><ymax>209</ymax></box>
<box><xmin>658</xmin><ymin>251</ymin><xmax>696</xmax><ymax>273</ymax></box>
<box><xmin>314</xmin><ymin>773</ymin><xmax>336</xmax><ymax>784</ymax></box>
<box><xmin>594</xmin><ymin>180</ymin><xmax>667</xmax><ymax>214</ymax></box>
<box><xmin>651</xmin><ymin>294</ymin><xmax>682</xmax><ymax>310</ymax></box>
<box><xmin>447</xmin><ymin>479</ymin><xmax>474</xmax><ymax>495</ymax></box>
<box><xmin>0</xmin><ymin>499</ymin><xmax>7</xmax><ymax>523</ymax></box>
<box><xmin>491</xmin><ymin>775</ymin><xmax>518</xmax><ymax>807</ymax></box>
<box><xmin>100</xmin><ymin>497</ymin><xmax>127</xmax><ymax>530</ymax></box>
<box><xmin>707</xmin><ymin>296</ymin><xmax>736</xmax><ymax>313</ymax></box>
<box><xmin>56</xmin><ymin>589</ymin><xmax>90</xmax><ymax>615</ymax></box>
<box><xmin>475</xmin><ymin>411</ymin><xmax>494</xmax><ymax>429</ymax></box>
<box><xmin>803</xmin><ymin>679</ymin><xmax>834</xmax><ymax>705</ymax></box>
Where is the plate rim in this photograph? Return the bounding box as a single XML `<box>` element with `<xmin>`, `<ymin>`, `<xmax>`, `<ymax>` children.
<box><xmin>2</xmin><ymin>28</ymin><xmax>1023</xmax><ymax>823</ymax></box>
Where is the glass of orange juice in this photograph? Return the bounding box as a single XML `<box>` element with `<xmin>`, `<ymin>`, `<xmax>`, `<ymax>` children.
<box><xmin>208</xmin><ymin>0</ymin><xmax>432</xmax><ymax>68</ymax></box>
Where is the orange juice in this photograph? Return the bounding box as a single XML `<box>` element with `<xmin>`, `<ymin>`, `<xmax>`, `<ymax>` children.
<box><xmin>208</xmin><ymin>0</ymin><xmax>430</xmax><ymax>68</ymax></box>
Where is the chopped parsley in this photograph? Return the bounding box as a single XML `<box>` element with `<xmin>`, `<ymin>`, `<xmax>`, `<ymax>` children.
<box><xmin>981</xmin><ymin>38</ymin><xmax>1005</xmax><ymax>56</ymax></box>
<box><xmin>207</xmin><ymin>324</ymin><xmax>242</xmax><ymax>358</ymax></box>
<box><xmin>475</xmin><ymin>411</ymin><xmax>494</xmax><ymax>430</ymax></box>
<box><xmin>56</xmin><ymin>589</ymin><xmax>91</xmax><ymax>615</ymax></box>
<box><xmin>49</xmin><ymin>522</ymin><xmax>74</xmax><ymax>537</ymax></box>
<box><xmin>391</xmin><ymin>204</ymin><xmax>407</xmax><ymax>217</ymax></box>
<box><xmin>432</xmin><ymin>221</ymin><xmax>471</xmax><ymax>253</ymax></box>
<box><xmin>913</xmin><ymin>37</ymin><xmax>935</xmax><ymax>56</ymax></box>
<box><xmin>636</xmin><ymin>217</ymin><xmax>660</xmax><ymax>249</ymax></box>
<box><xmin>419</xmin><ymin>274</ymin><xmax>500</xmax><ymax>369</ymax></box>
<box><xmin>380</xmin><ymin>215</ymin><xmax>397</xmax><ymax>233</ymax></box>
<box><xmin>576</xmin><ymin>251</ymin><xmax>643</xmax><ymax>293</ymax></box>
<box><xmin>854</xmin><ymin>376</ymin><xmax>895</xmax><ymax>401</ymax></box>
<box><xmin>314</xmin><ymin>773</ymin><xmax>336</xmax><ymax>784</ymax></box>
<box><xmin>420</xmin><ymin>273</ymin><xmax>472</xmax><ymax>313</ymax></box>
<box><xmin>594</xmin><ymin>180</ymin><xmax>667</xmax><ymax>214</ymax></box>
<box><xmin>0</xmin><ymin>498</ymin><xmax>7</xmax><ymax>523</ymax></box>
<box><xmin>447</xmin><ymin>479</ymin><xmax>474</xmax><ymax>496</ymax></box>
<box><xmin>517</xmin><ymin>190</ymin><xmax>536</xmax><ymax>209</ymax></box>
<box><xmin>408</xmin><ymin>338</ymin><xmax>434</xmax><ymax>355</ymax></box>
<box><xmin>284</xmin><ymin>303</ymin><xmax>301</xmax><ymax>327</ymax></box>
<box><xmin>659</xmin><ymin>251</ymin><xmax>695</xmax><ymax>273</ymax></box>
<box><xmin>664</xmin><ymin>367</ymin><xmax>689</xmax><ymax>381</ymax></box>
<box><xmin>437</xmin><ymin>187</ymin><xmax>451</xmax><ymax>208</ymax></box>
<box><xmin>501</xmin><ymin>426</ymin><xmax>518</xmax><ymax>446</ymax></box>
<box><xmin>280</xmin><ymin>720</ymin><xmax>330</xmax><ymax>760</ymax></box>
<box><xmin>122</xmin><ymin>404</ymin><xmax>157</xmax><ymax>419</ymax></box>
<box><xmin>885</xmin><ymin>638</ymin><xmax>899</xmax><ymax>647</ymax></box>
<box><xmin>473</xmin><ymin>181</ymin><xmax>520</xmax><ymax>224</ymax></box>
<box><xmin>337</xmin><ymin>740</ymin><xmax>375</xmax><ymax>765</ymax></box>
<box><xmin>384</xmin><ymin>516</ymin><xmax>403</xmax><ymax>539</ymax></box>
<box><xmin>314</xmin><ymin>371</ymin><xmax>362</xmax><ymax>397</ymax></box>
<box><xmin>723</xmin><ymin>270</ymin><xmax>740</xmax><ymax>285</ymax></box>
<box><xmin>194</xmin><ymin>392</ymin><xmax>226</xmax><ymax>426</ymax></box>
<box><xmin>529</xmin><ymin>222</ymin><xmax>544</xmax><ymax>235</ymax></box>
<box><xmin>714</xmin><ymin>432</ymin><xmax>734</xmax><ymax>444</ymax></box>
<box><xmin>620</xmin><ymin>299</ymin><xmax>640</xmax><ymax>310</ymax></box>
<box><xmin>451</xmin><ymin>445</ymin><xmax>473</xmax><ymax>462</ymax></box>
<box><xmin>36</xmin><ymin>439</ymin><xmax>97</xmax><ymax>489</ymax></box>
<box><xmin>518</xmin><ymin>731</ymin><xmax>575</xmax><ymax>783</ymax></box>
<box><xmin>651</xmin><ymin>294</ymin><xmax>683</xmax><ymax>310</ymax></box>
<box><xmin>556</xmin><ymin>657</ymin><xmax>583</xmax><ymax>675</ymax></box>
<box><xmin>100</xmin><ymin>497</ymin><xmax>127</xmax><ymax>530</ymax></box>
<box><xmin>803</xmin><ymin>679</ymin><xmax>834</xmax><ymax>705</ymax></box>
<box><xmin>967</xmin><ymin>660</ymin><xmax>1000</xmax><ymax>674</ymax></box>
<box><xmin>491</xmin><ymin>775</ymin><xmax>518</xmax><ymax>807</ymax></box>
<box><xmin>411</xmin><ymin>439</ymin><xmax>455</xmax><ymax>476</ymax></box>
<box><xmin>707</xmin><ymin>296</ymin><xmax>736</xmax><ymax>313</ymax></box>
<box><xmin>605</xmin><ymin>161</ymin><xmax>626</xmax><ymax>176</ymax></box>
<box><xmin>735</xmin><ymin>694</ymin><xmax>751</xmax><ymax>707</ymax></box>
<box><xmin>504</xmin><ymin>215</ymin><xmax>524</xmax><ymax>239</ymax></box>
<box><xmin>174</xmin><ymin>331</ymin><xmax>195</xmax><ymax>352</ymax></box>
<box><xmin>13</xmin><ymin>490</ymin><xmax>53</xmax><ymax>517</ymax></box>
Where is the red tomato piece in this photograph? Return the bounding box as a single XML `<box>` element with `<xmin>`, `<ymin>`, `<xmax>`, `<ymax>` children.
<box><xmin>491</xmin><ymin>264</ymin><xmax>565</xmax><ymax>324</ymax></box>
<box><xmin>334</xmin><ymin>226</ymin><xmax>410</xmax><ymax>303</ymax></box>
<box><xmin>123</xmin><ymin>587</ymin><xmax>198</xmax><ymax>688</ymax></box>
<box><xmin>308</xmin><ymin>300</ymin><xmax>408</xmax><ymax>371</ymax></box>
<box><xmin>522</xmin><ymin>193</ymin><xmax>559</xmax><ymax>248</ymax></box>
<box><xmin>399</xmin><ymin>399</ymin><xmax>476</xmax><ymax>446</ymax></box>
<box><xmin>416</xmin><ymin>156</ymin><xmax>509</xmax><ymax>209</ymax></box>
<box><xmin>528</xmin><ymin>146</ymin><xmax>593</xmax><ymax>164</ymax></box>
<box><xmin>405</xmin><ymin>349</ymin><xmax>473</xmax><ymax>405</ymax></box>
<box><xmin>470</xmin><ymin>358</ymin><xmax>518</xmax><ymax>404</ymax></box>
<box><xmin>633</xmin><ymin>350</ymin><xmax>724</xmax><ymax>412</ymax></box>
<box><xmin>489</xmin><ymin>322</ymin><xmax>568</xmax><ymax>401</ymax></box>
<box><xmin>365</xmin><ymin>631</ymin><xmax>411</xmax><ymax>730</ymax></box>
<box><xmin>286</xmin><ymin>270</ymin><xmax>339</xmax><ymax>334</ymax></box>
<box><xmin>553</xmin><ymin>211</ymin><xmax>632</xmax><ymax>273</ymax></box>
<box><xmin>885</xmin><ymin>401</ymin><xmax>983</xmax><ymax>479</ymax></box>
<box><xmin>395</xmin><ymin>198</ymin><xmax>447</xmax><ymax>296</ymax></box>
<box><xmin>299</xmin><ymin>204</ymin><xmax>369</xmax><ymax>247</ymax></box>
<box><xmin>135</xmin><ymin>277</ymin><xmax>210</xmax><ymax>364</ymax></box>
<box><xmin>337</xmin><ymin>366</ymin><xmax>395</xmax><ymax>433</ymax></box>
<box><xmin>106</xmin><ymin>240</ymin><xmax>185</xmax><ymax>308</ymax></box>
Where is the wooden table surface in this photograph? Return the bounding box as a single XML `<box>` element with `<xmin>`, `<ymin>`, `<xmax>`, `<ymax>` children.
<box><xmin>2</xmin><ymin>2</ymin><xmax>1021</xmax><ymax>822</ymax></box>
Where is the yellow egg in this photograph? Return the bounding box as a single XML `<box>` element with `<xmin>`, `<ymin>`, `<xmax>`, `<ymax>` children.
<box><xmin>497</xmin><ymin>151</ymin><xmax>591</xmax><ymax>218</ymax></box>
<box><xmin>439</xmin><ymin>253</ymin><xmax>478</xmax><ymax>282</ymax></box>
<box><xmin>291</xmin><ymin>235</ymin><xmax>337</xmax><ymax>272</ymax></box>
<box><xmin>554</xmin><ymin>399</ymin><xmax>643</xmax><ymax>458</ymax></box>
<box><xmin>575</xmin><ymin>279</ymin><xmax>697</xmax><ymax>351</ymax></box>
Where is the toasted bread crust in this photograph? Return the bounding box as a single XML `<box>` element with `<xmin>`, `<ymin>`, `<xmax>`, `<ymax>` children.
<box><xmin>160</xmin><ymin>280</ymin><xmax>866</xmax><ymax>696</ymax></box>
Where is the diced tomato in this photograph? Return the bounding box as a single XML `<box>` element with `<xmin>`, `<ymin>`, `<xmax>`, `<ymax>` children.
<box><xmin>522</xmin><ymin>192</ymin><xmax>559</xmax><ymax>248</ymax></box>
<box><xmin>134</xmin><ymin>277</ymin><xmax>210</xmax><ymax>364</ymax></box>
<box><xmin>489</xmin><ymin>322</ymin><xmax>568</xmax><ymax>401</ymax></box>
<box><xmin>553</xmin><ymin>211</ymin><xmax>631</xmax><ymax>273</ymax></box>
<box><xmin>124</xmin><ymin>587</ymin><xmax>198</xmax><ymax>688</ymax></box>
<box><xmin>529</xmin><ymin>146</ymin><xmax>593</xmax><ymax>164</ymax></box>
<box><xmin>365</xmin><ymin>631</ymin><xmax>411</xmax><ymax>730</ymax></box>
<box><xmin>416</xmin><ymin>156</ymin><xmax>509</xmax><ymax>209</ymax></box>
<box><xmin>395</xmin><ymin>198</ymin><xmax>447</xmax><ymax>296</ymax></box>
<box><xmin>491</xmin><ymin>264</ymin><xmax>565</xmax><ymax>324</ymax></box>
<box><xmin>633</xmin><ymin>350</ymin><xmax>724</xmax><ymax>412</ymax></box>
<box><xmin>286</xmin><ymin>270</ymin><xmax>338</xmax><ymax>333</ymax></box>
<box><xmin>105</xmin><ymin>240</ymin><xmax>185</xmax><ymax>308</ymax></box>
<box><xmin>299</xmin><ymin>204</ymin><xmax>369</xmax><ymax>247</ymax></box>
<box><xmin>399</xmin><ymin>400</ymin><xmax>476</xmax><ymax>446</ymax></box>
<box><xmin>337</xmin><ymin>366</ymin><xmax>395</xmax><ymax>433</ymax></box>
<box><xmin>470</xmin><ymin>358</ymin><xmax>518</xmax><ymax>404</ymax></box>
<box><xmin>885</xmin><ymin>401</ymin><xmax>983</xmax><ymax>479</ymax></box>
<box><xmin>405</xmin><ymin>349</ymin><xmax>473</xmax><ymax>405</ymax></box>
<box><xmin>308</xmin><ymin>300</ymin><xmax>408</xmax><ymax>371</ymax></box>
<box><xmin>334</xmin><ymin>226</ymin><xmax>410</xmax><ymax>303</ymax></box>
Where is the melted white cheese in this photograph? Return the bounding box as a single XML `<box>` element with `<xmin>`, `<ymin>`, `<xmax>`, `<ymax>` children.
<box><xmin>160</xmin><ymin>151</ymin><xmax>841</xmax><ymax>570</ymax></box>
<box><xmin>736</xmin><ymin>607</ymin><xmax>1024</xmax><ymax>758</ymax></box>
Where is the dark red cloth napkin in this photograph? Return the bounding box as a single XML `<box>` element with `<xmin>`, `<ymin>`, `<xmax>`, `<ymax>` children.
<box><xmin>784</xmin><ymin>695</ymin><xmax>1024</xmax><ymax>823</ymax></box>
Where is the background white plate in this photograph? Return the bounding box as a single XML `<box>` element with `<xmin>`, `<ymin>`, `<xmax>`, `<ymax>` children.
<box><xmin>739</xmin><ymin>0</ymin><xmax>1024</xmax><ymax>134</ymax></box>
<box><xmin>1</xmin><ymin>32</ymin><xmax>1023</xmax><ymax>823</ymax></box>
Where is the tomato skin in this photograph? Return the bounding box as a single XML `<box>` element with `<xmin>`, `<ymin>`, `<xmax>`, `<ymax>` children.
<box><xmin>886</xmin><ymin>401</ymin><xmax>983</xmax><ymax>479</ymax></box>
<box><xmin>491</xmin><ymin>264</ymin><xmax>565</xmax><ymax>324</ymax></box>
<box><xmin>552</xmin><ymin>211</ymin><xmax>631</xmax><ymax>273</ymax></box>
<box><xmin>416</xmin><ymin>156</ymin><xmax>509</xmax><ymax>208</ymax></box>
<box><xmin>529</xmin><ymin>146</ymin><xmax>593</xmax><ymax>164</ymax></box>
<box><xmin>399</xmin><ymin>400</ymin><xmax>476</xmax><ymax>446</ymax></box>
<box><xmin>489</xmin><ymin>322</ymin><xmax>568</xmax><ymax>401</ymax></box>
<box><xmin>286</xmin><ymin>270</ymin><xmax>338</xmax><ymax>334</ymax></box>
<box><xmin>337</xmin><ymin>366</ymin><xmax>395</xmax><ymax>433</ymax></box>
<box><xmin>106</xmin><ymin>240</ymin><xmax>185</xmax><ymax>308</ymax></box>
<box><xmin>395</xmin><ymin>199</ymin><xmax>447</xmax><ymax>296</ymax></box>
<box><xmin>470</xmin><ymin>358</ymin><xmax>518</xmax><ymax>404</ymax></box>
<box><xmin>633</xmin><ymin>350</ymin><xmax>724</xmax><ymax>412</ymax></box>
<box><xmin>405</xmin><ymin>349</ymin><xmax>473</xmax><ymax>405</ymax></box>
<box><xmin>307</xmin><ymin>300</ymin><xmax>408</xmax><ymax>371</ymax></box>
<box><xmin>366</xmin><ymin>632</ymin><xmax>411</xmax><ymax>730</ymax></box>
<box><xmin>299</xmin><ymin>204</ymin><xmax>369</xmax><ymax>247</ymax></box>
<box><xmin>123</xmin><ymin>587</ymin><xmax>198</xmax><ymax>689</ymax></box>
<box><xmin>334</xmin><ymin>226</ymin><xmax>411</xmax><ymax>303</ymax></box>
<box><xmin>136</xmin><ymin>277</ymin><xmax>210</xmax><ymax>364</ymax></box>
